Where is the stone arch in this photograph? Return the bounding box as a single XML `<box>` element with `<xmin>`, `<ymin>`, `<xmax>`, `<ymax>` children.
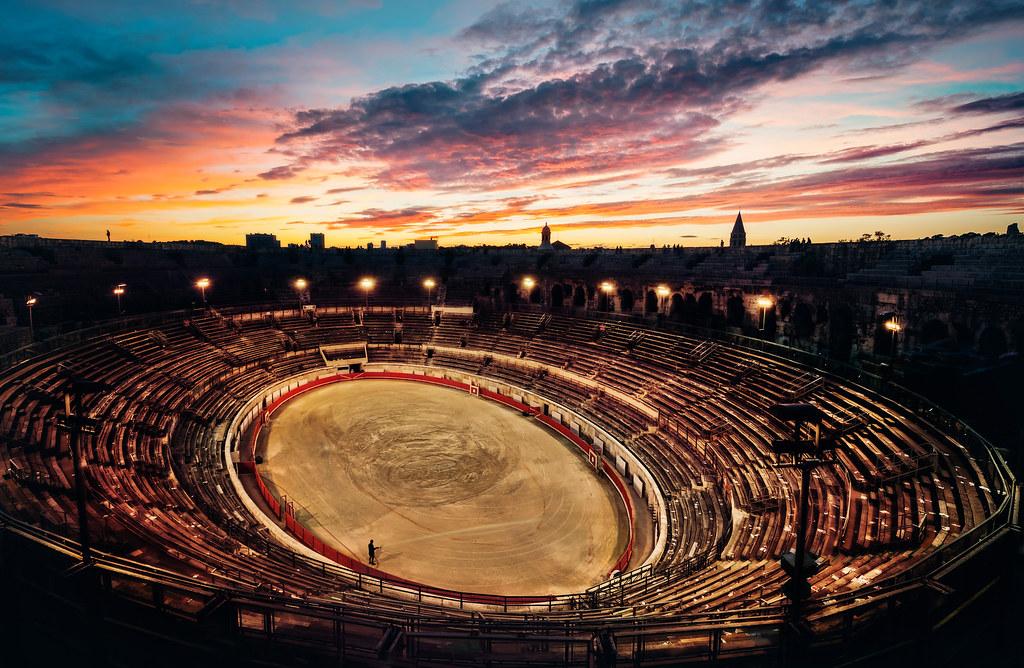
<box><xmin>792</xmin><ymin>302</ymin><xmax>815</xmax><ymax>340</ymax></box>
<box><xmin>1010</xmin><ymin>319</ymin><xmax>1024</xmax><ymax>352</ymax></box>
<box><xmin>644</xmin><ymin>289</ymin><xmax>658</xmax><ymax>313</ymax></box>
<box><xmin>726</xmin><ymin>294</ymin><xmax>744</xmax><ymax>326</ymax></box>
<box><xmin>827</xmin><ymin>303</ymin><xmax>855</xmax><ymax>361</ymax></box>
<box><xmin>573</xmin><ymin>285</ymin><xmax>586</xmax><ymax>307</ymax></box>
<box><xmin>669</xmin><ymin>293</ymin><xmax>684</xmax><ymax>320</ymax></box>
<box><xmin>682</xmin><ymin>293</ymin><xmax>698</xmax><ymax>323</ymax></box>
<box><xmin>978</xmin><ymin>326</ymin><xmax>1007</xmax><ymax>357</ymax></box>
<box><xmin>620</xmin><ymin>288</ymin><xmax>635</xmax><ymax>312</ymax></box>
<box><xmin>697</xmin><ymin>292</ymin><xmax>714</xmax><ymax>319</ymax></box>
<box><xmin>920</xmin><ymin>319</ymin><xmax>948</xmax><ymax>346</ymax></box>
<box><xmin>503</xmin><ymin>283</ymin><xmax>519</xmax><ymax>305</ymax></box>
<box><xmin>550</xmin><ymin>283</ymin><xmax>564</xmax><ymax>307</ymax></box>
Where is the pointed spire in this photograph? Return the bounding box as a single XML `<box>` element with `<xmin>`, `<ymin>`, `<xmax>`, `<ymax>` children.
<box><xmin>730</xmin><ymin>211</ymin><xmax>746</xmax><ymax>248</ymax></box>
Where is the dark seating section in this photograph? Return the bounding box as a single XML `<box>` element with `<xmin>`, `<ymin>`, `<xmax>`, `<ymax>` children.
<box><xmin>0</xmin><ymin>305</ymin><xmax>1000</xmax><ymax>620</ymax></box>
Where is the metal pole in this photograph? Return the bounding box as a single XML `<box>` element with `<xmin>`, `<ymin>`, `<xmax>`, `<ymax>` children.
<box><xmin>28</xmin><ymin>305</ymin><xmax>34</xmax><ymax>337</ymax></box>
<box><xmin>66</xmin><ymin>391</ymin><xmax>92</xmax><ymax>564</ymax></box>
<box><xmin>793</xmin><ymin>462</ymin><xmax>812</xmax><ymax>608</ymax></box>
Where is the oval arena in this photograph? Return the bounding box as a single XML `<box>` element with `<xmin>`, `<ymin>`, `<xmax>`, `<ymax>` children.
<box><xmin>0</xmin><ymin>303</ymin><xmax>1016</xmax><ymax>666</ymax></box>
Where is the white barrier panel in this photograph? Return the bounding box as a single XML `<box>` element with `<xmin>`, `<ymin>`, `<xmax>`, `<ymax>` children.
<box><xmin>616</xmin><ymin>455</ymin><xmax>627</xmax><ymax>476</ymax></box>
<box><xmin>633</xmin><ymin>475</ymin><xmax>645</xmax><ymax>498</ymax></box>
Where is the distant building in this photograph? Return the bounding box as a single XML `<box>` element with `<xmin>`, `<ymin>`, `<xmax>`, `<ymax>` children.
<box><xmin>729</xmin><ymin>212</ymin><xmax>746</xmax><ymax>248</ymax></box>
<box><xmin>380</xmin><ymin>240</ymin><xmax>387</xmax><ymax>250</ymax></box>
<box><xmin>551</xmin><ymin>240</ymin><xmax>570</xmax><ymax>251</ymax></box>
<box><xmin>367</xmin><ymin>242</ymin><xmax>374</xmax><ymax>250</ymax></box>
<box><xmin>540</xmin><ymin>223</ymin><xmax>552</xmax><ymax>249</ymax></box>
<box><xmin>413</xmin><ymin>239</ymin><xmax>438</xmax><ymax>250</ymax></box>
<box><xmin>309</xmin><ymin>233</ymin><xmax>325</xmax><ymax>250</ymax></box>
<box><xmin>246</xmin><ymin>233</ymin><xmax>280</xmax><ymax>250</ymax></box>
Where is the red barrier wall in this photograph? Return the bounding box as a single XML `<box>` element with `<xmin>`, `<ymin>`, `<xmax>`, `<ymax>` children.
<box><xmin>247</xmin><ymin>370</ymin><xmax>636</xmax><ymax>601</ymax></box>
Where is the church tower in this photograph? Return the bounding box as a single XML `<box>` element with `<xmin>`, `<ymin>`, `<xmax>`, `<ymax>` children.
<box><xmin>729</xmin><ymin>211</ymin><xmax>746</xmax><ymax>248</ymax></box>
<box><xmin>540</xmin><ymin>223</ymin><xmax>552</xmax><ymax>249</ymax></box>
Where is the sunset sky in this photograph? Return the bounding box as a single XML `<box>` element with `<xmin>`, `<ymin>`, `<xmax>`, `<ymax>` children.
<box><xmin>1</xmin><ymin>0</ymin><xmax>1022</xmax><ymax>248</ymax></box>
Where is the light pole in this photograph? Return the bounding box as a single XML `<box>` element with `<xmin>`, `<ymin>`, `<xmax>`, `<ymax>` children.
<box><xmin>113</xmin><ymin>284</ymin><xmax>126</xmax><ymax>314</ymax></box>
<box><xmin>293</xmin><ymin>278</ymin><xmax>308</xmax><ymax>313</ymax></box>
<box><xmin>25</xmin><ymin>295</ymin><xmax>37</xmax><ymax>338</ymax></box>
<box><xmin>756</xmin><ymin>296</ymin><xmax>774</xmax><ymax>332</ymax></box>
<box><xmin>423</xmin><ymin>278</ymin><xmax>436</xmax><ymax>307</ymax></box>
<box><xmin>359</xmin><ymin>277</ymin><xmax>375</xmax><ymax>308</ymax></box>
<box><xmin>195</xmin><ymin>277</ymin><xmax>211</xmax><ymax>305</ymax></box>
<box><xmin>600</xmin><ymin>281</ymin><xmax>615</xmax><ymax>312</ymax></box>
<box><xmin>656</xmin><ymin>284</ymin><xmax>671</xmax><ymax>315</ymax></box>
<box><xmin>884</xmin><ymin>318</ymin><xmax>901</xmax><ymax>356</ymax></box>
<box><xmin>522</xmin><ymin>276</ymin><xmax>535</xmax><ymax>308</ymax></box>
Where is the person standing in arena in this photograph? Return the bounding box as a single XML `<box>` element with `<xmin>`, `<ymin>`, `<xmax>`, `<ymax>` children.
<box><xmin>368</xmin><ymin>539</ymin><xmax>379</xmax><ymax>565</ymax></box>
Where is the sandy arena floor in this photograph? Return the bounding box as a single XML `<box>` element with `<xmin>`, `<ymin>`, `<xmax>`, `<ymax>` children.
<box><xmin>259</xmin><ymin>379</ymin><xmax>628</xmax><ymax>595</ymax></box>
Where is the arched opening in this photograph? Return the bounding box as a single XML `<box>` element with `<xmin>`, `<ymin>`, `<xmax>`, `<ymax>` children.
<box><xmin>793</xmin><ymin>302</ymin><xmax>815</xmax><ymax>340</ymax></box>
<box><xmin>620</xmin><ymin>288</ymin><xmax>635</xmax><ymax>312</ymax></box>
<box><xmin>828</xmin><ymin>303</ymin><xmax>855</xmax><ymax>361</ymax></box>
<box><xmin>1010</xmin><ymin>319</ymin><xmax>1024</xmax><ymax>352</ymax></box>
<box><xmin>697</xmin><ymin>292</ymin><xmax>714</xmax><ymax>320</ymax></box>
<box><xmin>598</xmin><ymin>291</ymin><xmax>612</xmax><ymax>312</ymax></box>
<box><xmin>726</xmin><ymin>295</ymin><xmax>744</xmax><ymax>326</ymax></box>
<box><xmin>644</xmin><ymin>290</ymin><xmax>658</xmax><ymax>314</ymax></box>
<box><xmin>573</xmin><ymin>285</ymin><xmax>586</xmax><ymax>307</ymax></box>
<box><xmin>550</xmin><ymin>283</ymin><xmax>564</xmax><ymax>307</ymax></box>
<box><xmin>669</xmin><ymin>293</ymin><xmax>684</xmax><ymax>320</ymax></box>
<box><xmin>978</xmin><ymin>326</ymin><xmax>1008</xmax><ymax>358</ymax></box>
<box><xmin>529</xmin><ymin>285</ymin><xmax>542</xmax><ymax>304</ymax></box>
<box><xmin>682</xmin><ymin>293</ymin><xmax>698</xmax><ymax>323</ymax></box>
<box><xmin>503</xmin><ymin>283</ymin><xmax>519</xmax><ymax>305</ymax></box>
<box><xmin>920</xmin><ymin>319</ymin><xmax>948</xmax><ymax>346</ymax></box>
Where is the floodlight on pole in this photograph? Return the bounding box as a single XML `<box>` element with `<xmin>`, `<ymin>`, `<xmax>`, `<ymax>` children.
<box><xmin>885</xmin><ymin>318</ymin><xmax>901</xmax><ymax>356</ymax></box>
<box><xmin>522</xmin><ymin>276</ymin><xmax>535</xmax><ymax>290</ymax></box>
<box><xmin>756</xmin><ymin>295</ymin><xmax>774</xmax><ymax>331</ymax></box>
<box><xmin>113</xmin><ymin>283</ymin><xmax>126</xmax><ymax>314</ymax></box>
<box><xmin>655</xmin><ymin>284</ymin><xmax>671</xmax><ymax>314</ymax></box>
<box><xmin>25</xmin><ymin>295</ymin><xmax>37</xmax><ymax>337</ymax></box>
<box><xmin>359</xmin><ymin>277</ymin><xmax>375</xmax><ymax>307</ymax></box>
<box><xmin>293</xmin><ymin>278</ymin><xmax>309</xmax><ymax>312</ymax></box>
<box><xmin>599</xmin><ymin>281</ymin><xmax>615</xmax><ymax>312</ymax></box>
<box><xmin>195</xmin><ymin>277</ymin><xmax>211</xmax><ymax>304</ymax></box>
<box><xmin>423</xmin><ymin>278</ymin><xmax>436</xmax><ymax>306</ymax></box>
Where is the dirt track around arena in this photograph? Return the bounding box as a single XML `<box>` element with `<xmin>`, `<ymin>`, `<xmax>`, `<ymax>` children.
<box><xmin>259</xmin><ymin>379</ymin><xmax>628</xmax><ymax>595</ymax></box>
